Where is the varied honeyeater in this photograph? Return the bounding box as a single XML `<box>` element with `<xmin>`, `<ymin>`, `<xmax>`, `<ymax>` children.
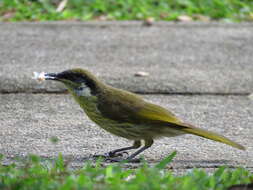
<box><xmin>41</xmin><ymin>68</ymin><xmax>245</xmax><ymax>161</ymax></box>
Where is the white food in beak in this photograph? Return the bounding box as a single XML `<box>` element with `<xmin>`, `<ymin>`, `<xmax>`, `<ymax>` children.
<box><xmin>33</xmin><ymin>72</ymin><xmax>46</xmax><ymax>81</ymax></box>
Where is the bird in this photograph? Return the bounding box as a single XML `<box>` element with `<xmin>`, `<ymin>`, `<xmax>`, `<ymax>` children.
<box><xmin>36</xmin><ymin>68</ymin><xmax>245</xmax><ymax>162</ymax></box>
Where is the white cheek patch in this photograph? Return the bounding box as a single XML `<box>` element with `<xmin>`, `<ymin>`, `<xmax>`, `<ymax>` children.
<box><xmin>75</xmin><ymin>85</ymin><xmax>92</xmax><ymax>97</ymax></box>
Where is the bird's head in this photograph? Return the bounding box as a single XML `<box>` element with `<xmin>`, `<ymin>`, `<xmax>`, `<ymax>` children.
<box><xmin>44</xmin><ymin>68</ymin><xmax>102</xmax><ymax>97</ymax></box>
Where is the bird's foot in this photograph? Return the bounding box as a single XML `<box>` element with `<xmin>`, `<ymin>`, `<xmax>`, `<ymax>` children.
<box><xmin>93</xmin><ymin>151</ymin><xmax>128</xmax><ymax>159</ymax></box>
<box><xmin>105</xmin><ymin>157</ymin><xmax>141</xmax><ymax>163</ymax></box>
<box><xmin>108</xmin><ymin>151</ymin><xmax>129</xmax><ymax>158</ymax></box>
<box><xmin>92</xmin><ymin>153</ymin><xmax>112</xmax><ymax>159</ymax></box>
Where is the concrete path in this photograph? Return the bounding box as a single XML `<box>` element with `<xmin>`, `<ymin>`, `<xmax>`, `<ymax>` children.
<box><xmin>0</xmin><ymin>22</ymin><xmax>252</xmax><ymax>172</ymax></box>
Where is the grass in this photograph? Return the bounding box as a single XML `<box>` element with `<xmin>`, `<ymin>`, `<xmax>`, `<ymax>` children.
<box><xmin>0</xmin><ymin>152</ymin><xmax>252</xmax><ymax>190</ymax></box>
<box><xmin>0</xmin><ymin>1</ymin><xmax>252</xmax><ymax>189</ymax></box>
<box><xmin>0</xmin><ymin>0</ymin><xmax>253</xmax><ymax>22</ymax></box>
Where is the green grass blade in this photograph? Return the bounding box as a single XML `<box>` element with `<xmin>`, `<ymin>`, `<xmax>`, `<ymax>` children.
<box><xmin>155</xmin><ymin>151</ymin><xmax>177</xmax><ymax>170</ymax></box>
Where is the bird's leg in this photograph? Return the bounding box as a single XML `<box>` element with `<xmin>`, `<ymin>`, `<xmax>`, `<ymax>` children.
<box><xmin>107</xmin><ymin>139</ymin><xmax>154</xmax><ymax>163</ymax></box>
<box><xmin>108</xmin><ymin>140</ymin><xmax>141</xmax><ymax>157</ymax></box>
<box><xmin>126</xmin><ymin>139</ymin><xmax>153</xmax><ymax>161</ymax></box>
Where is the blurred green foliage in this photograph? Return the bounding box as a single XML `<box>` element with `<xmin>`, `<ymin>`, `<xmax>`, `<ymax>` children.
<box><xmin>0</xmin><ymin>0</ymin><xmax>252</xmax><ymax>21</ymax></box>
<box><xmin>0</xmin><ymin>152</ymin><xmax>252</xmax><ymax>190</ymax></box>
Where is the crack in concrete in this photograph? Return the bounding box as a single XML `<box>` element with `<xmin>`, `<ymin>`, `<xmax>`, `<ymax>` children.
<box><xmin>0</xmin><ymin>91</ymin><xmax>250</xmax><ymax>96</ymax></box>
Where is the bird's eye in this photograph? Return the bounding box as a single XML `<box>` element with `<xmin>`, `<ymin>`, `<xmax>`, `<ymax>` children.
<box><xmin>76</xmin><ymin>86</ymin><xmax>85</xmax><ymax>91</ymax></box>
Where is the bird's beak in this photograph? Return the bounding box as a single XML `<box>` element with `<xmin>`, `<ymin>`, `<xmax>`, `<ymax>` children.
<box><xmin>44</xmin><ymin>73</ymin><xmax>59</xmax><ymax>80</ymax></box>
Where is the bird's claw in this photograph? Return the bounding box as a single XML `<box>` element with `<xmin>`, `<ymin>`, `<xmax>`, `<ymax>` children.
<box><xmin>92</xmin><ymin>151</ymin><xmax>138</xmax><ymax>163</ymax></box>
<box><xmin>105</xmin><ymin>157</ymin><xmax>141</xmax><ymax>163</ymax></box>
<box><xmin>105</xmin><ymin>157</ymin><xmax>123</xmax><ymax>162</ymax></box>
<box><xmin>92</xmin><ymin>154</ymin><xmax>108</xmax><ymax>159</ymax></box>
<box><xmin>108</xmin><ymin>151</ymin><xmax>129</xmax><ymax>158</ymax></box>
<box><xmin>92</xmin><ymin>151</ymin><xmax>128</xmax><ymax>160</ymax></box>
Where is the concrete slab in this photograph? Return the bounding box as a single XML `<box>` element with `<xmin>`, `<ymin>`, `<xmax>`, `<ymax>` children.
<box><xmin>0</xmin><ymin>94</ymin><xmax>252</xmax><ymax>170</ymax></box>
<box><xmin>0</xmin><ymin>22</ymin><xmax>253</xmax><ymax>94</ymax></box>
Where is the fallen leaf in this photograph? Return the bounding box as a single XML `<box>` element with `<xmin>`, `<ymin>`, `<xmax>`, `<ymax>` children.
<box><xmin>177</xmin><ymin>15</ymin><xmax>193</xmax><ymax>22</ymax></box>
<box><xmin>2</xmin><ymin>10</ymin><xmax>16</xmax><ymax>20</ymax></box>
<box><xmin>248</xmin><ymin>93</ymin><xmax>253</xmax><ymax>100</ymax></box>
<box><xmin>94</xmin><ymin>15</ymin><xmax>109</xmax><ymax>21</ymax></box>
<box><xmin>192</xmin><ymin>14</ymin><xmax>210</xmax><ymax>22</ymax></box>
<box><xmin>56</xmin><ymin>0</ymin><xmax>68</xmax><ymax>12</ymax></box>
<box><xmin>248</xmin><ymin>13</ymin><xmax>253</xmax><ymax>21</ymax></box>
<box><xmin>160</xmin><ymin>12</ymin><xmax>169</xmax><ymax>19</ymax></box>
<box><xmin>134</xmin><ymin>71</ymin><xmax>149</xmax><ymax>77</ymax></box>
<box><xmin>143</xmin><ymin>17</ymin><xmax>155</xmax><ymax>26</ymax></box>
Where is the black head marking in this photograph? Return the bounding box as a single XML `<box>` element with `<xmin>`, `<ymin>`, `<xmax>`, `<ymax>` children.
<box><xmin>57</xmin><ymin>70</ymin><xmax>98</xmax><ymax>92</ymax></box>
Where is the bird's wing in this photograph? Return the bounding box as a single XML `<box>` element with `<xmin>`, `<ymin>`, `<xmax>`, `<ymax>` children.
<box><xmin>136</xmin><ymin>101</ymin><xmax>183</xmax><ymax>125</ymax></box>
<box><xmin>97</xmin><ymin>87</ymin><xmax>182</xmax><ymax>125</ymax></box>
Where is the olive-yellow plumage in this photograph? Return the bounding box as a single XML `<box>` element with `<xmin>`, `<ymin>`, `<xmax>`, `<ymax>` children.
<box><xmin>44</xmin><ymin>68</ymin><xmax>245</xmax><ymax>161</ymax></box>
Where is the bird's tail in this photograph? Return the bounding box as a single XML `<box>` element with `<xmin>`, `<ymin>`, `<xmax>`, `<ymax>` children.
<box><xmin>180</xmin><ymin>123</ymin><xmax>245</xmax><ymax>150</ymax></box>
